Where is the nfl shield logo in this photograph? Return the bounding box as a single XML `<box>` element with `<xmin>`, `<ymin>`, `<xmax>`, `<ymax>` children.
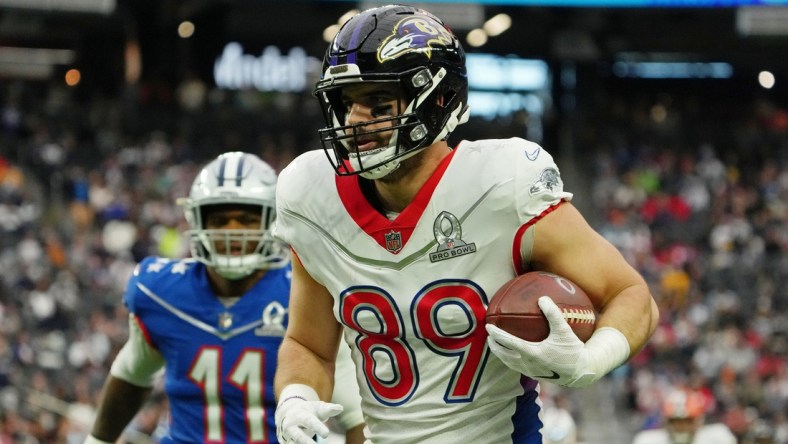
<box><xmin>384</xmin><ymin>230</ymin><xmax>402</xmax><ymax>253</ymax></box>
<box><xmin>218</xmin><ymin>312</ymin><xmax>233</xmax><ymax>330</ymax></box>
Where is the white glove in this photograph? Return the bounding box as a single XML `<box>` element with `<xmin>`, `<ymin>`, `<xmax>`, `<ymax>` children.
<box><xmin>485</xmin><ymin>296</ymin><xmax>630</xmax><ymax>388</ymax></box>
<box><xmin>276</xmin><ymin>384</ymin><xmax>344</xmax><ymax>444</ymax></box>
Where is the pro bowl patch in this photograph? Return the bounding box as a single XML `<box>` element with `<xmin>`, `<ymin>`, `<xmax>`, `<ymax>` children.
<box><xmin>429</xmin><ymin>211</ymin><xmax>477</xmax><ymax>263</ymax></box>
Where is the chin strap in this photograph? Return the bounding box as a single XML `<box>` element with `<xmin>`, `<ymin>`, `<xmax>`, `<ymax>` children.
<box><xmin>358</xmin><ymin>101</ymin><xmax>468</xmax><ymax>180</ymax></box>
<box><xmin>433</xmin><ymin>102</ymin><xmax>469</xmax><ymax>144</ymax></box>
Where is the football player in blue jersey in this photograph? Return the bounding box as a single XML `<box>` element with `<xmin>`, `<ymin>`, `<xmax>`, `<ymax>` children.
<box><xmin>84</xmin><ymin>152</ymin><xmax>365</xmax><ymax>444</ymax></box>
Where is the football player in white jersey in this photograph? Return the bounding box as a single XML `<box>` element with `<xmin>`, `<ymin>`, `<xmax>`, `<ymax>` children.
<box><xmin>632</xmin><ymin>389</ymin><xmax>737</xmax><ymax>444</ymax></box>
<box><xmin>271</xmin><ymin>5</ymin><xmax>659</xmax><ymax>444</ymax></box>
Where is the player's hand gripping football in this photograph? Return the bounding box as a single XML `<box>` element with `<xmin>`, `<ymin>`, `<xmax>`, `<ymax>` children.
<box><xmin>486</xmin><ymin>296</ymin><xmax>600</xmax><ymax>388</ymax></box>
<box><xmin>276</xmin><ymin>384</ymin><xmax>344</xmax><ymax>444</ymax></box>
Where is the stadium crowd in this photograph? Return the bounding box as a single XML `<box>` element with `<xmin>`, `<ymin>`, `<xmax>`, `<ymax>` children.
<box><xmin>0</xmin><ymin>74</ymin><xmax>785</xmax><ymax>443</ymax></box>
<box><xmin>579</xmin><ymin>88</ymin><xmax>787</xmax><ymax>443</ymax></box>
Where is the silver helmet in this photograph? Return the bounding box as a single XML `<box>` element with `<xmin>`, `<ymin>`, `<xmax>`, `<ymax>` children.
<box><xmin>179</xmin><ymin>152</ymin><xmax>288</xmax><ymax>279</ymax></box>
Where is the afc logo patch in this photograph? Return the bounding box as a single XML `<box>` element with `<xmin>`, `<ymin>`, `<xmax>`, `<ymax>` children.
<box><xmin>529</xmin><ymin>168</ymin><xmax>561</xmax><ymax>195</ymax></box>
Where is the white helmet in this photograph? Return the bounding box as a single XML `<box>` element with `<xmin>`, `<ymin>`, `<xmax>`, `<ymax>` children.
<box><xmin>179</xmin><ymin>152</ymin><xmax>288</xmax><ymax>279</ymax></box>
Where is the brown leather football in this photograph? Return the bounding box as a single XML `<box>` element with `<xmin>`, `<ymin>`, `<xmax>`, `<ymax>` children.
<box><xmin>486</xmin><ymin>271</ymin><xmax>596</xmax><ymax>342</ymax></box>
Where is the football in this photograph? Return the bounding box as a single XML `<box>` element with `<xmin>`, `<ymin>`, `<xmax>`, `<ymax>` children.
<box><xmin>486</xmin><ymin>271</ymin><xmax>596</xmax><ymax>342</ymax></box>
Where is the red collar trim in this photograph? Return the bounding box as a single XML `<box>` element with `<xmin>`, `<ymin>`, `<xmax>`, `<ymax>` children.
<box><xmin>335</xmin><ymin>149</ymin><xmax>456</xmax><ymax>253</ymax></box>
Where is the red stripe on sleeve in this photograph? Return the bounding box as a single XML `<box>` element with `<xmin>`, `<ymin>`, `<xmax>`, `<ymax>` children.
<box><xmin>511</xmin><ymin>200</ymin><xmax>566</xmax><ymax>275</ymax></box>
<box><xmin>131</xmin><ymin>313</ymin><xmax>158</xmax><ymax>350</ymax></box>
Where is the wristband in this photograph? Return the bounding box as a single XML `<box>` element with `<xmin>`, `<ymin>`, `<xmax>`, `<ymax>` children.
<box><xmin>585</xmin><ymin>327</ymin><xmax>631</xmax><ymax>377</ymax></box>
<box><xmin>84</xmin><ymin>435</ymin><xmax>114</xmax><ymax>444</ymax></box>
<box><xmin>277</xmin><ymin>383</ymin><xmax>320</xmax><ymax>408</ymax></box>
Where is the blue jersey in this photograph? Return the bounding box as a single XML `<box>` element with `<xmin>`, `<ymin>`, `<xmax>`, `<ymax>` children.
<box><xmin>124</xmin><ymin>256</ymin><xmax>291</xmax><ymax>443</ymax></box>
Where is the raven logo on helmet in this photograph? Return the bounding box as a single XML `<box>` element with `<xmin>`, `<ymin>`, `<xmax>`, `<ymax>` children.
<box><xmin>378</xmin><ymin>16</ymin><xmax>455</xmax><ymax>63</ymax></box>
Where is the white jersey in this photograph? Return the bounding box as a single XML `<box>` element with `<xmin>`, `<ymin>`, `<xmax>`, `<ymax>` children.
<box><xmin>631</xmin><ymin>424</ymin><xmax>738</xmax><ymax>444</ymax></box>
<box><xmin>274</xmin><ymin>138</ymin><xmax>572</xmax><ymax>444</ymax></box>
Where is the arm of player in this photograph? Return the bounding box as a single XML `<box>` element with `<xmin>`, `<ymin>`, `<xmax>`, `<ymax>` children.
<box><xmin>87</xmin><ymin>314</ymin><xmax>165</xmax><ymax>443</ymax></box>
<box><xmin>274</xmin><ymin>255</ymin><xmax>346</xmax><ymax>444</ymax></box>
<box><xmin>530</xmin><ymin>203</ymin><xmax>659</xmax><ymax>356</ymax></box>
<box><xmin>332</xmin><ymin>340</ymin><xmax>366</xmax><ymax>444</ymax></box>
<box><xmin>87</xmin><ymin>377</ymin><xmax>153</xmax><ymax>443</ymax></box>
<box><xmin>488</xmin><ymin>202</ymin><xmax>658</xmax><ymax>387</ymax></box>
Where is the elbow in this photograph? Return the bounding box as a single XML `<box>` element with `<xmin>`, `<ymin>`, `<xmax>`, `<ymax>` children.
<box><xmin>648</xmin><ymin>296</ymin><xmax>660</xmax><ymax>337</ymax></box>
